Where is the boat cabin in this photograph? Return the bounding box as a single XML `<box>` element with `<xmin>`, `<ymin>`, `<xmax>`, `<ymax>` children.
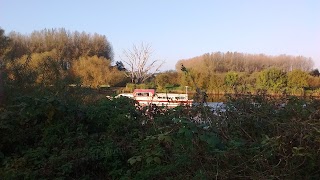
<box><xmin>133</xmin><ymin>89</ymin><xmax>155</xmax><ymax>97</ymax></box>
<box><xmin>132</xmin><ymin>89</ymin><xmax>192</xmax><ymax>107</ymax></box>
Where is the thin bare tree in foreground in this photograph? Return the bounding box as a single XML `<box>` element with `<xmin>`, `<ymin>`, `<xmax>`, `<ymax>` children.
<box><xmin>121</xmin><ymin>42</ymin><xmax>165</xmax><ymax>84</ymax></box>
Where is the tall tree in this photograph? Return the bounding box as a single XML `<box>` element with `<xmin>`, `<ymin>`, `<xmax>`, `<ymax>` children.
<box><xmin>0</xmin><ymin>28</ymin><xmax>11</xmax><ymax>60</ymax></box>
<box><xmin>121</xmin><ymin>42</ymin><xmax>164</xmax><ymax>84</ymax></box>
<box><xmin>0</xmin><ymin>28</ymin><xmax>11</xmax><ymax>105</ymax></box>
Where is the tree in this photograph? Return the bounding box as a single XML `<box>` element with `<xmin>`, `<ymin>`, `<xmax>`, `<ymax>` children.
<box><xmin>155</xmin><ymin>73</ymin><xmax>170</xmax><ymax>90</ymax></box>
<box><xmin>115</xmin><ymin>61</ymin><xmax>126</xmax><ymax>71</ymax></box>
<box><xmin>310</xmin><ymin>69</ymin><xmax>320</xmax><ymax>77</ymax></box>
<box><xmin>121</xmin><ymin>42</ymin><xmax>164</xmax><ymax>84</ymax></box>
<box><xmin>287</xmin><ymin>69</ymin><xmax>309</xmax><ymax>94</ymax></box>
<box><xmin>0</xmin><ymin>28</ymin><xmax>11</xmax><ymax>60</ymax></box>
<box><xmin>208</xmin><ymin>73</ymin><xmax>225</xmax><ymax>94</ymax></box>
<box><xmin>8</xmin><ymin>28</ymin><xmax>114</xmax><ymax>62</ymax></box>
<box><xmin>257</xmin><ymin>68</ymin><xmax>287</xmax><ymax>93</ymax></box>
<box><xmin>225</xmin><ymin>71</ymin><xmax>239</xmax><ymax>88</ymax></box>
<box><xmin>71</xmin><ymin>56</ymin><xmax>113</xmax><ymax>87</ymax></box>
<box><xmin>0</xmin><ymin>27</ymin><xmax>11</xmax><ymax>105</ymax></box>
<box><xmin>308</xmin><ymin>76</ymin><xmax>320</xmax><ymax>89</ymax></box>
<box><xmin>176</xmin><ymin>52</ymin><xmax>315</xmax><ymax>73</ymax></box>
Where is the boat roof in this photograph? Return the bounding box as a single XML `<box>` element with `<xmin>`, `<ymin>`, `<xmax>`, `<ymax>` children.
<box><xmin>133</xmin><ymin>89</ymin><xmax>155</xmax><ymax>95</ymax></box>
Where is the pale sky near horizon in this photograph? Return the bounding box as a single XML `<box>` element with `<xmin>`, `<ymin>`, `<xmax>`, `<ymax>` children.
<box><xmin>1</xmin><ymin>0</ymin><xmax>319</xmax><ymax>71</ymax></box>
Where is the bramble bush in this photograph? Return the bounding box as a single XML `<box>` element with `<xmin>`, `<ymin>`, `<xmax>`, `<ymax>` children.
<box><xmin>1</xmin><ymin>60</ymin><xmax>320</xmax><ymax>179</ymax></box>
<box><xmin>1</xmin><ymin>89</ymin><xmax>320</xmax><ymax>179</ymax></box>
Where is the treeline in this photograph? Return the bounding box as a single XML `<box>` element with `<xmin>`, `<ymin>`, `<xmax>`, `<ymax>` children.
<box><xmin>176</xmin><ymin>52</ymin><xmax>314</xmax><ymax>73</ymax></box>
<box><xmin>2</xmin><ymin>27</ymin><xmax>320</xmax><ymax>95</ymax></box>
<box><xmin>154</xmin><ymin>52</ymin><xmax>320</xmax><ymax>95</ymax></box>
<box><xmin>1</xmin><ymin>28</ymin><xmax>128</xmax><ymax>88</ymax></box>
<box><xmin>155</xmin><ymin>68</ymin><xmax>320</xmax><ymax>96</ymax></box>
<box><xmin>7</xmin><ymin>28</ymin><xmax>113</xmax><ymax>60</ymax></box>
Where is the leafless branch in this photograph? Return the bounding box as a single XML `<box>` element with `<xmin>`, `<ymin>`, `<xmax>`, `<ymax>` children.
<box><xmin>120</xmin><ymin>42</ymin><xmax>165</xmax><ymax>84</ymax></box>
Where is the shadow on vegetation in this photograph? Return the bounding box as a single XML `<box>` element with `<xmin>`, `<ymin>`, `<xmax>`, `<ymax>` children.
<box><xmin>1</xmin><ymin>70</ymin><xmax>320</xmax><ymax>179</ymax></box>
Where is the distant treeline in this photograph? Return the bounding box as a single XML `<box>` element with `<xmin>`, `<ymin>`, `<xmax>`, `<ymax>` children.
<box><xmin>7</xmin><ymin>28</ymin><xmax>113</xmax><ymax>61</ymax></box>
<box><xmin>1</xmin><ymin>28</ymin><xmax>127</xmax><ymax>88</ymax></box>
<box><xmin>1</xmin><ymin>27</ymin><xmax>320</xmax><ymax>95</ymax></box>
<box><xmin>154</xmin><ymin>67</ymin><xmax>320</xmax><ymax>96</ymax></box>
<box><xmin>176</xmin><ymin>52</ymin><xmax>314</xmax><ymax>73</ymax></box>
<box><xmin>157</xmin><ymin>52</ymin><xmax>319</xmax><ymax>95</ymax></box>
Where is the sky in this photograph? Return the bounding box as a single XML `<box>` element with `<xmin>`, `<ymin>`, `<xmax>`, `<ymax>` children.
<box><xmin>1</xmin><ymin>0</ymin><xmax>319</xmax><ymax>71</ymax></box>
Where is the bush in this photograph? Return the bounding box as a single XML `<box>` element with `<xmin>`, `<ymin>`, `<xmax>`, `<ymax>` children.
<box><xmin>1</xmin><ymin>77</ymin><xmax>320</xmax><ymax>179</ymax></box>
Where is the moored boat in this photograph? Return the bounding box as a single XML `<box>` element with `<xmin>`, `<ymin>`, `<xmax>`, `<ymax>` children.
<box><xmin>116</xmin><ymin>89</ymin><xmax>193</xmax><ymax>107</ymax></box>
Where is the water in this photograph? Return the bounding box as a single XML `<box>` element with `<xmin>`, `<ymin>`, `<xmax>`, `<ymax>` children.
<box><xmin>206</xmin><ymin>102</ymin><xmax>225</xmax><ymax>109</ymax></box>
<box><xmin>189</xmin><ymin>93</ymin><xmax>226</xmax><ymax>102</ymax></box>
<box><xmin>192</xmin><ymin>102</ymin><xmax>226</xmax><ymax>114</ymax></box>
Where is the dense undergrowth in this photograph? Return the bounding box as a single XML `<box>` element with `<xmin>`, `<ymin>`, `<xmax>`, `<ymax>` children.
<box><xmin>1</xmin><ymin>83</ymin><xmax>320</xmax><ymax>179</ymax></box>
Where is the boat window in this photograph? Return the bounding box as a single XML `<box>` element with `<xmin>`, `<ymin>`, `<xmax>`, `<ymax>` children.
<box><xmin>174</xmin><ymin>96</ymin><xmax>185</xmax><ymax>100</ymax></box>
<box><xmin>136</xmin><ymin>92</ymin><xmax>150</xmax><ymax>96</ymax></box>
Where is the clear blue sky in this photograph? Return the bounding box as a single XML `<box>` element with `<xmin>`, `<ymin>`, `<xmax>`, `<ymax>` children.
<box><xmin>1</xmin><ymin>0</ymin><xmax>319</xmax><ymax>71</ymax></box>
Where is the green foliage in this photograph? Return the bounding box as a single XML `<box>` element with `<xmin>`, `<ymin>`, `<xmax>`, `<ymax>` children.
<box><xmin>208</xmin><ymin>73</ymin><xmax>225</xmax><ymax>94</ymax></box>
<box><xmin>72</xmin><ymin>55</ymin><xmax>117</xmax><ymax>87</ymax></box>
<box><xmin>0</xmin><ymin>94</ymin><xmax>141</xmax><ymax>179</ymax></box>
<box><xmin>1</xmin><ymin>80</ymin><xmax>320</xmax><ymax>179</ymax></box>
<box><xmin>124</xmin><ymin>83</ymin><xmax>156</xmax><ymax>92</ymax></box>
<box><xmin>8</xmin><ymin>28</ymin><xmax>113</xmax><ymax>61</ymax></box>
<box><xmin>1</xmin><ymin>27</ymin><xmax>121</xmax><ymax>93</ymax></box>
<box><xmin>222</xmin><ymin>94</ymin><xmax>320</xmax><ymax>179</ymax></box>
<box><xmin>0</xmin><ymin>27</ymin><xmax>11</xmax><ymax>61</ymax></box>
<box><xmin>155</xmin><ymin>72</ymin><xmax>180</xmax><ymax>91</ymax></box>
<box><xmin>287</xmin><ymin>69</ymin><xmax>309</xmax><ymax>94</ymax></box>
<box><xmin>257</xmin><ymin>68</ymin><xmax>287</xmax><ymax>93</ymax></box>
<box><xmin>224</xmin><ymin>71</ymin><xmax>239</xmax><ymax>92</ymax></box>
<box><xmin>1</xmin><ymin>27</ymin><xmax>320</xmax><ymax>179</ymax></box>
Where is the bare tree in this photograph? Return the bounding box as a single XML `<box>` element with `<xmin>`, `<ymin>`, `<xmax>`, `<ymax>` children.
<box><xmin>121</xmin><ymin>42</ymin><xmax>164</xmax><ymax>84</ymax></box>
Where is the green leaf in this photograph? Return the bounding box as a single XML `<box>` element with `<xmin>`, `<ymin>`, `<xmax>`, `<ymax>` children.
<box><xmin>136</xmin><ymin>156</ymin><xmax>142</xmax><ymax>162</ymax></box>
<box><xmin>0</xmin><ymin>151</ymin><xmax>4</xmax><ymax>159</ymax></box>
<box><xmin>207</xmin><ymin>137</ymin><xmax>218</xmax><ymax>147</ymax></box>
<box><xmin>128</xmin><ymin>159</ymin><xmax>136</xmax><ymax>165</ymax></box>
<box><xmin>158</xmin><ymin>134</ymin><xmax>165</xmax><ymax>141</ymax></box>
<box><xmin>164</xmin><ymin>136</ymin><xmax>172</xmax><ymax>143</ymax></box>
<box><xmin>146</xmin><ymin>157</ymin><xmax>153</xmax><ymax>164</ymax></box>
<box><xmin>172</xmin><ymin>118</ymin><xmax>180</xmax><ymax>123</ymax></box>
<box><xmin>178</xmin><ymin>128</ymin><xmax>186</xmax><ymax>134</ymax></box>
<box><xmin>199</xmin><ymin>134</ymin><xmax>207</xmax><ymax>141</ymax></box>
<box><xmin>153</xmin><ymin>157</ymin><xmax>161</xmax><ymax>164</ymax></box>
<box><xmin>184</xmin><ymin>129</ymin><xmax>193</xmax><ymax>139</ymax></box>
